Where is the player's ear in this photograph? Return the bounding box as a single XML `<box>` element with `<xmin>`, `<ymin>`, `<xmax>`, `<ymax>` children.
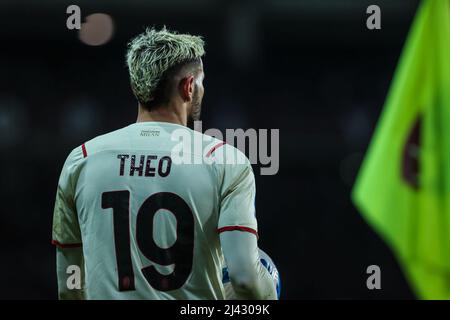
<box><xmin>180</xmin><ymin>75</ymin><xmax>194</xmax><ymax>102</ymax></box>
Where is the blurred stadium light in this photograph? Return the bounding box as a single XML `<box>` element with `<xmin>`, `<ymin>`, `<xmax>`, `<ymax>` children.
<box><xmin>0</xmin><ymin>96</ymin><xmax>27</xmax><ymax>148</ymax></box>
<box><xmin>79</xmin><ymin>13</ymin><xmax>115</xmax><ymax>46</ymax></box>
<box><xmin>60</xmin><ymin>96</ymin><xmax>102</xmax><ymax>141</ymax></box>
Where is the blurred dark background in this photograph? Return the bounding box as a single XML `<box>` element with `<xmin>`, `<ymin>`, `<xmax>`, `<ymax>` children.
<box><xmin>0</xmin><ymin>0</ymin><xmax>420</xmax><ymax>299</ymax></box>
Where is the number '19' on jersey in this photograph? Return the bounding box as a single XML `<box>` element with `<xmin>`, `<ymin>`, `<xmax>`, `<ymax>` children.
<box><xmin>52</xmin><ymin>122</ymin><xmax>258</xmax><ymax>299</ymax></box>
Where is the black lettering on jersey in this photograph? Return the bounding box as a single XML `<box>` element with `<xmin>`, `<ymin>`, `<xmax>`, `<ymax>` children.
<box><xmin>145</xmin><ymin>155</ymin><xmax>157</xmax><ymax>177</ymax></box>
<box><xmin>130</xmin><ymin>155</ymin><xmax>145</xmax><ymax>176</ymax></box>
<box><xmin>158</xmin><ymin>156</ymin><xmax>172</xmax><ymax>177</ymax></box>
<box><xmin>117</xmin><ymin>154</ymin><xmax>130</xmax><ymax>176</ymax></box>
<box><xmin>118</xmin><ymin>154</ymin><xmax>172</xmax><ymax>178</ymax></box>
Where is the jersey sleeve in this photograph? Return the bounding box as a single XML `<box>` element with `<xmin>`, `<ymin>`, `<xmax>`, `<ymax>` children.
<box><xmin>52</xmin><ymin>146</ymin><xmax>84</xmax><ymax>247</ymax></box>
<box><xmin>217</xmin><ymin>147</ymin><xmax>258</xmax><ymax>237</ymax></box>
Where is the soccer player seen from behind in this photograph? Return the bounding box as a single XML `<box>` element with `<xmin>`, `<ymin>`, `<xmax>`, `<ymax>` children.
<box><xmin>52</xmin><ymin>27</ymin><xmax>277</xmax><ymax>300</ymax></box>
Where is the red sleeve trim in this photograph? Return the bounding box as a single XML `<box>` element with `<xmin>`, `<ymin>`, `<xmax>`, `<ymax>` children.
<box><xmin>217</xmin><ymin>226</ymin><xmax>258</xmax><ymax>237</ymax></box>
<box><xmin>81</xmin><ymin>143</ymin><xmax>88</xmax><ymax>158</ymax></box>
<box><xmin>206</xmin><ymin>142</ymin><xmax>226</xmax><ymax>157</ymax></box>
<box><xmin>51</xmin><ymin>240</ymin><xmax>83</xmax><ymax>248</ymax></box>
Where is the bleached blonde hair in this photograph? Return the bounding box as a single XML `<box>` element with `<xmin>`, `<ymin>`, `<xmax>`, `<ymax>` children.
<box><xmin>126</xmin><ymin>27</ymin><xmax>205</xmax><ymax>106</ymax></box>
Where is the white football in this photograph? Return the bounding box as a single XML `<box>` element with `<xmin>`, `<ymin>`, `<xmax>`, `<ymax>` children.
<box><xmin>222</xmin><ymin>248</ymin><xmax>281</xmax><ymax>299</ymax></box>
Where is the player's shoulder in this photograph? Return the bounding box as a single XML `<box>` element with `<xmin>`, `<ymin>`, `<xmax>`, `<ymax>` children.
<box><xmin>175</xmin><ymin>128</ymin><xmax>250</xmax><ymax>169</ymax></box>
<box><xmin>175</xmin><ymin>127</ymin><xmax>229</xmax><ymax>159</ymax></box>
<box><xmin>202</xmin><ymin>137</ymin><xmax>252</xmax><ymax>181</ymax></box>
<box><xmin>79</xmin><ymin>125</ymin><xmax>132</xmax><ymax>157</ymax></box>
<box><xmin>208</xmin><ymin>140</ymin><xmax>255</xmax><ymax>190</ymax></box>
<box><xmin>63</xmin><ymin>126</ymin><xmax>130</xmax><ymax>167</ymax></box>
<box><xmin>205</xmin><ymin>138</ymin><xmax>250</xmax><ymax>167</ymax></box>
<box><xmin>63</xmin><ymin>144</ymin><xmax>85</xmax><ymax>168</ymax></box>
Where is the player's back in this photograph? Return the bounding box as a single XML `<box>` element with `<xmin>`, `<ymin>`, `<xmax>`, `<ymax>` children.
<box><xmin>74</xmin><ymin>121</ymin><xmax>230</xmax><ymax>299</ymax></box>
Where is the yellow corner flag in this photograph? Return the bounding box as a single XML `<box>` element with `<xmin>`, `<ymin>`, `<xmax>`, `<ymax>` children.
<box><xmin>352</xmin><ymin>0</ymin><xmax>450</xmax><ymax>299</ymax></box>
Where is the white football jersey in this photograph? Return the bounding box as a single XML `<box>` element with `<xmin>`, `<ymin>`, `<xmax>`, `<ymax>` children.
<box><xmin>52</xmin><ymin>121</ymin><xmax>258</xmax><ymax>299</ymax></box>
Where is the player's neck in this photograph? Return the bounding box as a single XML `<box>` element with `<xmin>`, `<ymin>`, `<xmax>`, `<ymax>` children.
<box><xmin>136</xmin><ymin>103</ymin><xmax>188</xmax><ymax>127</ymax></box>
